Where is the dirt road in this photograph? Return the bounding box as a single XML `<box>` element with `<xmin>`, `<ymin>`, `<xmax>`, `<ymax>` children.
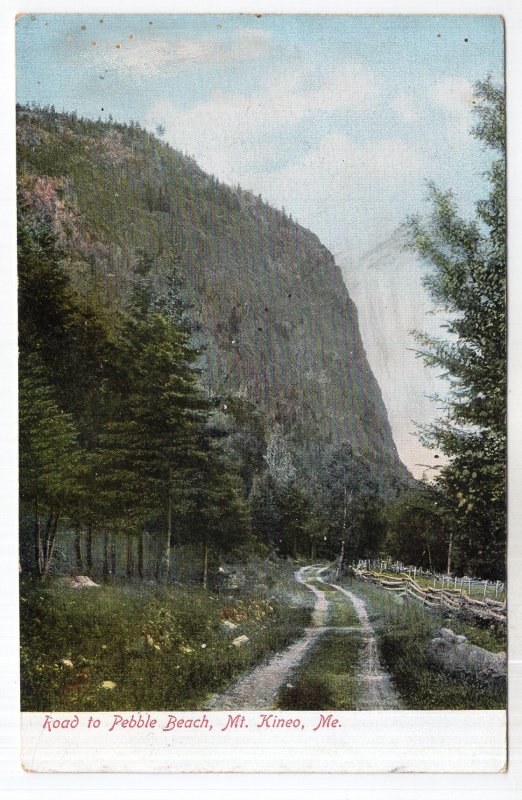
<box><xmin>317</xmin><ymin>577</ymin><xmax>402</xmax><ymax>710</ymax></box>
<box><xmin>204</xmin><ymin>564</ymin><xmax>401</xmax><ymax>711</ymax></box>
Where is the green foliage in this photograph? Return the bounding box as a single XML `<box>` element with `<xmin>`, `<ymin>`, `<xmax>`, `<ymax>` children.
<box><xmin>383</xmin><ymin>485</ymin><xmax>449</xmax><ymax>572</ymax></box>
<box><xmin>317</xmin><ymin>444</ymin><xmax>387</xmax><ymax>561</ymax></box>
<box><xmin>405</xmin><ymin>78</ymin><xmax>506</xmax><ymax>579</ymax></box>
<box><xmin>18</xmin><ymin>199</ymin><xmax>251</xmax><ymax>580</ymax></box>
<box><xmin>19</xmin><ymin>355</ymin><xmax>80</xmax><ymax>509</ymax></box>
<box><xmin>20</xmin><ymin>562</ymin><xmax>312</xmax><ymax>711</ymax></box>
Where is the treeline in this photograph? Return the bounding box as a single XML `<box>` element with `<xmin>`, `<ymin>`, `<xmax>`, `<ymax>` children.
<box><xmin>19</xmin><ymin>205</ymin><xmax>249</xmax><ymax>584</ymax></box>
<box><xmin>18</xmin><ymin>202</ymin><xmax>400</xmax><ymax>584</ymax></box>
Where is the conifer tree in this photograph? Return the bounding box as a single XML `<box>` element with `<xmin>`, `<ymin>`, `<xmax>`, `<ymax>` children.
<box><xmin>405</xmin><ymin>78</ymin><xmax>506</xmax><ymax>578</ymax></box>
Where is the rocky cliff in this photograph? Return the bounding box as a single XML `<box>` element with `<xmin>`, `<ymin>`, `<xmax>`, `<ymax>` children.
<box><xmin>17</xmin><ymin>106</ymin><xmax>410</xmax><ymax>489</ymax></box>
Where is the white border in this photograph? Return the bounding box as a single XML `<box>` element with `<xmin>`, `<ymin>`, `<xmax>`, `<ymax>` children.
<box><xmin>2</xmin><ymin>0</ymin><xmax>522</xmax><ymax>796</ymax></box>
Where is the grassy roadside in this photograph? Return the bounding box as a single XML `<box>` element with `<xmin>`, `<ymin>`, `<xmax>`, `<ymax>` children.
<box><xmin>20</xmin><ymin>561</ymin><xmax>313</xmax><ymax>712</ymax></box>
<box><xmin>337</xmin><ymin>573</ymin><xmax>507</xmax><ymax>710</ymax></box>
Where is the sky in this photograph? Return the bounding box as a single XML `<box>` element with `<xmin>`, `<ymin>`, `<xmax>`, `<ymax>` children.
<box><xmin>16</xmin><ymin>14</ymin><xmax>505</xmax><ymax>478</ymax></box>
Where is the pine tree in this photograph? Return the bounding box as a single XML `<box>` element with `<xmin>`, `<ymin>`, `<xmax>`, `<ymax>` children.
<box><xmin>19</xmin><ymin>355</ymin><xmax>81</xmax><ymax>577</ymax></box>
<box><xmin>94</xmin><ymin>292</ymin><xmax>209</xmax><ymax>581</ymax></box>
<box><xmin>405</xmin><ymin>78</ymin><xmax>506</xmax><ymax>578</ymax></box>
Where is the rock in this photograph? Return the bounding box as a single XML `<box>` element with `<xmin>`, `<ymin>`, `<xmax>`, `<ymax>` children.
<box><xmin>63</xmin><ymin>575</ymin><xmax>99</xmax><ymax>589</ymax></box>
<box><xmin>222</xmin><ymin>620</ymin><xmax>238</xmax><ymax>632</ymax></box>
<box><xmin>232</xmin><ymin>635</ymin><xmax>249</xmax><ymax>647</ymax></box>
<box><xmin>440</xmin><ymin>628</ymin><xmax>457</xmax><ymax>643</ymax></box>
<box><xmin>427</xmin><ymin>628</ymin><xmax>506</xmax><ymax>689</ymax></box>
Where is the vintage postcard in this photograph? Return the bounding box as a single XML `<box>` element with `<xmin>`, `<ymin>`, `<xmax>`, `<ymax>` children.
<box><xmin>16</xmin><ymin>14</ymin><xmax>507</xmax><ymax>772</ymax></box>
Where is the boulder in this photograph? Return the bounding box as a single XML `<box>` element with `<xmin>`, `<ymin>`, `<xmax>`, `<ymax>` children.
<box><xmin>427</xmin><ymin>628</ymin><xmax>506</xmax><ymax>689</ymax></box>
<box><xmin>232</xmin><ymin>635</ymin><xmax>249</xmax><ymax>647</ymax></box>
<box><xmin>62</xmin><ymin>575</ymin><xmax>99</xmax><ymax>589</ymax></box>
<box><xmin>221</xmin><ymin>620</ymin><xmax>238</xmax><ymax>632</ymax></box>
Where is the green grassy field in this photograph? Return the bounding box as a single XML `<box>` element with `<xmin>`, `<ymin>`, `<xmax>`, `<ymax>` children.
<box><xmin>20</xmin><ymin>562</ymin><xmax>313</xmax><ymax>712</ymax></box>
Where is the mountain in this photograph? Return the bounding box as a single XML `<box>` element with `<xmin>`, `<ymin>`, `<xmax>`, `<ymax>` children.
<box><xmin>16</xmin><ymin>105</ymin><xmax>410</xmax><ymax>489</ymax></box>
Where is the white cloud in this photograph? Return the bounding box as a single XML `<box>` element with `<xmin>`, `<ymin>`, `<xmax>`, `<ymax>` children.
<box><xmin>431</xmin><ymin>77</ymin><xmax>475</xmax><ymax>114</ymax></box>
<box><xmin>96</xmin><ymin>29</ymin><xmax>272</xmax><ymax>77</ymax></box>
<box><xmin>391</xmin><ymin>92</ymin><xmax>419</xmax><ymax>123</ymax></box>
<box><xmin>266</xmin><ymin>134</ymin><xmax>425</xmax><ymax>199</ymax></box>
<box><xmin>148</xmin><ymin>60</ymin><xmax>380</xmax><ymax>184</ymax></box>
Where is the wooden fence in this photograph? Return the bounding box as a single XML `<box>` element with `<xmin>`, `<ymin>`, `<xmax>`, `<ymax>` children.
<box><xmin>357</xmin><ymin>559</ymin><xmax>506</xmax><ymax>601</ymax></box>
<box><xmin>353</xmin><ymin>566</ymin><xmax>506</xmax><ymax>625</ymax></box>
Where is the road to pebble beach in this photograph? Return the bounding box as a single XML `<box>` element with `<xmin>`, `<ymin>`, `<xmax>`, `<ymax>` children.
<box><xmin>204</xmin><ymin>564</ymin><xmax>401</xmax><ymax>711</ymax></box>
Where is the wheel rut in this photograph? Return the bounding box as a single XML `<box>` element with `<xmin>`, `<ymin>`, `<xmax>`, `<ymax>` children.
<box><xmin>204</xmin><ymin>565</ymin><xmax>401</xmax><ymax>711</ymax></box>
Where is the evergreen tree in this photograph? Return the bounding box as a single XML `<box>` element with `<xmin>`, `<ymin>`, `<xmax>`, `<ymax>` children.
<box><xmin>94</xmin><ymin>304</ymin><xmax>208</xmax><ymax>582</ymax></box>
<box><xmin>19</xmin><ymin>354</ymin><xmax>81</xmax><ymax>577</ymax></box>
<box><xmin>405</xmin><ymin>78</ymin><xmax>506</xmax><ymax>578</ymax></box>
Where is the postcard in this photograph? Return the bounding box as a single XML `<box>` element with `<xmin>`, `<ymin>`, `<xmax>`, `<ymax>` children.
<box><xmin>16</xmin><ymin>13</ymin><xmax>507</xmax><ymax>772</ymax></box>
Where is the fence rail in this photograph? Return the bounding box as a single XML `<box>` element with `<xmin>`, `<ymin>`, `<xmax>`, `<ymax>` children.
<box><xmin>356</xmin><ymin>559</ymin><xmax>506</xmax><ymax>600</ymax></box>
<box><xmin>353</xmin><ymin>564</ymin><xmax>506</xmax><ymax>626</ymax></box>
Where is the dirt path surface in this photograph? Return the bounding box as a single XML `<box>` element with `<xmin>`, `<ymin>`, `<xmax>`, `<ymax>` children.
<box><xmin>204</xmin><ymin>565</ymin><xmax>328</xmax><ymax>711</ymax></box>
<box><xmin>321</xmin><ymin>579</ymin><xmax>402</xmax><ymax>710</ymax></box>
<box><xmin>204</xmin><ymin>565</ymin><xmax>401</xmax><ymax>711</ymax></box>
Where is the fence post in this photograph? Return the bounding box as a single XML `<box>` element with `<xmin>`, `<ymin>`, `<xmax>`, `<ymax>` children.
<box><xmin>468</xmin><ymin>577</ymin><xmax>471</xmax><ymax>595</ymax></box>
<box><xmin>495</xmin><ymin>581</ymin><xmax>499</xmax><ymax>599</ymax></box>
<box><xmin>484</xmin><ymin>580</ymin><xmax>488</xmax><ymax>600</ymax></box>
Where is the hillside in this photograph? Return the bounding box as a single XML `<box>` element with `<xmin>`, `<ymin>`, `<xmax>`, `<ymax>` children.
<box><xmin>16</xmin><ymin>105</ymin><xmax>409</xmax><ymax>488</ymax></box>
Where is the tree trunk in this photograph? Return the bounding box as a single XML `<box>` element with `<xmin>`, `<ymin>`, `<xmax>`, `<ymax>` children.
<box><xmin>34</xmin><ymin>497</ymin><xmax>43</xmax><ymax>578</ymax></box>
<box><xmin>74</xmin><ymin>528</ymin><xmax>83</xmax><ymax>573</ymax></box>
<box><xmin>138</xmin><ymin>529</ymin><xmax>145</xmax><ymax>580</ymax></box>
<box><xmin>103</xmin><ymin>531</ymin><xmax>110</xmax><ymax>579</ymax></box>
<box><xmin>311</xmin><ymin>539</ymin><xmax>317</xmax><ymax>560</ymax></box>
<box><xmin>126</xmin><ymin>536</ymin><xmax>134</xmax><ymax>579</ymax></box>
<box><xmin>45</xmin><ymin>512</ymin><xmax>60</xmax><ymax>577</ymax></box>
<box><xmin>86</xmin><ymin>523</ymin><xmax>93</xmax><ymax>571</ymax></box>
<box><xmin>447</xmin><ymin>531</ymin><xmax>453</xmax><ymax>575</ymax></box>
<box><xmin>111</xmin><ymin>537</ymin><xmax>117</xmax><ymax>577</ymax></box>
<box><xmin>338</xmin><ymin>487</ymin><xmax>351</xmax><ymax>575</ymax></box>
<box><xmin>160</xmin><ymin>494</ymin><xmax>172</xmax><ymax>583</ymax></box>
<box><xmin>202</xmin><ymin>537</ymin><xmax>209</xmax><ymax>590</ymax></box>
<box><xmin>337</xmin><ymin>538</ymin><xmax>346</xmax><ymax>578</ymax></box>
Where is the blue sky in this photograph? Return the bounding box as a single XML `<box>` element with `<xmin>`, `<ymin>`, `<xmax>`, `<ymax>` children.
<box><xmin>16</xmin><ymin>14</ymin><xmax>505</xmax><ymax>477</ymax></box>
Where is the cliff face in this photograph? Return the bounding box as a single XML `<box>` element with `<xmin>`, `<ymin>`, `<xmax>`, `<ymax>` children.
<box><xmin>17</xmin><ymin>107</ymin><xmax>410</xmax><ymax>488</ymax></box>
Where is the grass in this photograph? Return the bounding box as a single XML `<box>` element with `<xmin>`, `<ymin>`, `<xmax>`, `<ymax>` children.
<box><xmin>310</xmin><ymin>580</ymin><xmax>360</xmax><ymax>627</ymax></box>
<box><xmin>277</xmin><ymin>632</ymin><xmax>362</xmax><ymax>710</ymax></box>
<box><xmin>20</xmin><ymin>561</ymin><xmax>313</xmax><ymax>712</ymax></box>
<box><xmin>338</xmin><ymin>574</ymin><xmax>507</xmax><ymax>710</ymax></box>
